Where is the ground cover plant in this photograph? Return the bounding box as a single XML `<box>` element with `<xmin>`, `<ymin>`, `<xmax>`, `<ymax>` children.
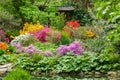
<box><xmin>0</xmin><ymin>0</ymin><xmax>120</xmax><ymax>79</ymax></box>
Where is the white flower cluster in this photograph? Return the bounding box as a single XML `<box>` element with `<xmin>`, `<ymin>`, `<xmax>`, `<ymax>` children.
<box><xmin>10</xmin><ymin>34</ymin><xmax>33</xmax><ymax>45</ymax></box>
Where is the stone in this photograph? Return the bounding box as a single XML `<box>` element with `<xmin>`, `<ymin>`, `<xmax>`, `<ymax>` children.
<box><xmin>107</xmin><ymin>71</ymin><xmax>117</xmax><ymax>77</ymax></box>
<box><xmin>0</xmin><ymin>63</ymin><xmax>12</xmax><ymax>69</ymax></box>
<box><xmin>95</xmin><ymin>72</ymin><xmax>101</xmax><ymax>75</ymax></box>
<box><xmin>0</xmin><ymin>63</ymin><xmax>12</xmax><ymax>76</ymax></box>
<box><xmin>0</xmin><ymin>68</ymin><xmax>8</xmax><ymax>75</ymax></box>
<box><xmin>88</xmin><ymin>72</ymin><xmax>93</xmax><ymax>75</ymax></box>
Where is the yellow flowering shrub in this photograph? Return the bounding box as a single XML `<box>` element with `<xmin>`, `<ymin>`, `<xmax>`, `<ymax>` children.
<box><xmin>20</xmin><ymin>22</ymin><xmax>44</xmax><ymax>34</ymax></box>
<box><xmin>86</xmin><ymin>30</ymin><xmax>95</xmax><ymax>38</ymax></box>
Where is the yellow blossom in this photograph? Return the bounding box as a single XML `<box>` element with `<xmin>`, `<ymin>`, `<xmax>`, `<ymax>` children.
<box><xmin>20</xmin><ymin>22</ymin><xmax>44</xmax><ymax>34</ymax></box>
<box><xmin>86</xmin><ymin>30</ymin><xmax>95</xmax><ymax>38</ymax></box>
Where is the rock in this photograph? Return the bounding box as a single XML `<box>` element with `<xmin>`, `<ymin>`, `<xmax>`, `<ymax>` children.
<box><xmin>0</xmin><ymin>63</ymin><xmax>12</xmax><ymax>69</ymax></box>
<box><xmin>88</xmin><ymin>72</ymin><xmax>93</xmax><ymax>75</ymax></box>
<box><xmin>95</xmin><ymin>72</ymin><xmax>101</xmax><ymax>75</ymax></box>
<box><xmin>107</xmin><ymin>71</ymin><xmax>117</xmax><ymax>77</ymax></box>
<box><xmin>0</xmin><ymin>68</ymin><xmax>8</xmax><ymax>75</ymax></box>
<box><xmin>0</xmin><ymin>63</ymin><xmax>12</xmax><ymax>76</ymax></box>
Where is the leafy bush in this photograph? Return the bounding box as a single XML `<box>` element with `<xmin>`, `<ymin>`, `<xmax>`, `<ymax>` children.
<box><xmin>68</xmin><ymin>9</ymin><xmax>93</xmax><ymax>26</ymax></box>
<box><xmin>46</xmin><ymin>30</ymin><xmax>61</xmax><ymax>43</ymax></box>
<box><xmin>0</xmin><ymin>0</ymin><xmax>22</xmax><ymax>31</ymax></box>
<box><xmin>4</xmin><ymin>68</ymin><xmax>31</xmax><ymax>80</ymax></box>
<box><xmin>12</xmin><ymin>0</ymin><xmax>65</xmax><ymax>29</ymax></box>
<box><xmin>102</xmin><ymin>25</ymin><xmax>120</xmax><ymax>54</ymax></box>
<box><xmin>34</xmin><ymin>42</ymin><xmax>57</xmax><ymax>52</ymax></box>
<box><xmin>93</xmin><ymin>0</ymin><xmax>120</xmax><ymax>23</ymax></box>
<box><xmin>84</xmin><ymin>38</ymin><xmax>105</xmax><ymax>53</ymax></box>
<box><xmin>114</xmin><ymin>41</ymin><xmax>120</xmax><ymax>54</ymax></box>
<box><xmin>0</xmin><ymin>54</ymin><xmax>12</xmax><ymax>65</ymax></box>
<box><xmin>16</xmin><ymin>52</ymin><xmax>120</xmax><ymax>73</ymax></box>
<box><xmin>58</xmin><ymin>31</ymin><xmax>72</xmax><ymax>45</ymax></box>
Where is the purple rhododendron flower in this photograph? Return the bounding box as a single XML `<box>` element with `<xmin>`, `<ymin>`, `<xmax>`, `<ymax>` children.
<box><xmin>68</xmin><ymin>41</ymin><xmax>80</xmax><ymax>50</ymax></box>
<box><xmin>68</xmin><ymin>41</ymin><xmax>84</xmax><ymax>54</ymax></box>
<box><xmin>56</xmin><ymin>41</ymin><xmax>84</xmax><ymax>56</ymax></box>
<box><xmin>56</xmin><ymin>45</ymin><xmax>68</xmax><ymax>56</ymax></box>
<box><xmin>24</xmin><ymin>44</ymin><xmax>35</xmax><ymax>54</ymax></box>
<box><xmin>44</xmin><ymin>50</ymin><xmax>53</xmax><ymax>56</ymax></box>
<box><xmin>13</xmin><ymin>43</ymin><xmax>21</xmax><ymax>48</ymax></box>
<box><xmin>72</xmin><ymin>47</ymin><xmax>84</xmax><ymax>54</ymax></box>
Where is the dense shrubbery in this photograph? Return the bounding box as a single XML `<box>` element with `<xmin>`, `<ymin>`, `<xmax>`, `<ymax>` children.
<box><xmin>0</xmin><ymin>0</ymin><xmax>120</xmax><ymax>79</ymax></box>
<box><xmin>15</xmin><ymin>52</ymin><xmax>120</xmax><ymax>73</ymax></box>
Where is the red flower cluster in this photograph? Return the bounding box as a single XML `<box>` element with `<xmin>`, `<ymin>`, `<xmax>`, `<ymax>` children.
<box><xmin>66</xmin><ymin>20</ymin><xmax>80</xmax><ymax>29</ymax></box>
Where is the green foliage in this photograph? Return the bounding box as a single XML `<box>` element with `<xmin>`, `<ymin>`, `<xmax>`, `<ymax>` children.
<box><xmin>0</xmin><ymin>49</ymin><xmax>5</xmax><ymax>56</ymax></box>
<box><xmin>68</xmin><ymin>9</ymin><xmax>93</xmax><ymax>26</ymax></box>
<box><xmin>58</xmin><ymin>31</ymin><xmax>72</xmax><ymax>45</ymax></box>
<box><xmin>0</xmin><ymin>54</ymin><xmax>11</xmax><ymax>65</ymax></box>
<box><xmin>3</xmin><ymin>68</ymin><xmax>31</xmax><ymax>80</ymax></box>
<box><xmin>19</xmin><ymin>5</ymin><xmax>40</xmax><ymax>23</ymax></box>
<box><xmin>32</xmin><ymin>53</ymin><xmax>42</xmax><ymax>63</ymax></box>
<box><xmin>102</xmin><ymin>25</ymin><xmax>120</xmax><ymax>54</ymax></box>
<box><xmin>7</xmin><ymin>44</ymin><xmax>16</xmax><ymax>54</ymax></box>
<box><xmin>12</xmin><ymin>0</ymin><xmax>65</xmax><ymax>30</ymax></box>
<box><xmin>5</xmin><ymin>30</ymin><xmax>20</xmax><ymax>40</ymax></box>
<box><xmin>0</xmin><ymin>0</ymin><xmax>22</xmax><ymax>31</ymax></box>
<box><xmin>84</xmin><ymin>38</ymin><xmax>105</xmax><ymax>53</ymax></box>
<box><xmin>114</xmin><ymin>41</ymin><xmax>120</xmax><ymax>54</ymax></box>
<box><xmin>93</xmin><ymin>0</ymin><xmax>120</xmax><ymax>23</ymax></box>
<box><xmin>34</xmin><ymin>42</ymin><xmax>57</xmax><ymax>52</ymax></box>
<box><xmin>16</xmin><ymin>52</ymin><xmax>120</xmax><ymax>73</ymax></box>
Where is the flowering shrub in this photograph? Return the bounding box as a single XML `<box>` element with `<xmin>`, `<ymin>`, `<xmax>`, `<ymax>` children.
<box><xmin>32</xmin><ymin>27</ymin><xmax>61</xmax><ymax>43</ymax></box>
<box><xmin>11</xmin><ymin>34</ymin><xmax>38</xmax><ymax>46</ymax></box>
<box><xmin>86</xmin><ymin>30</ymin><xmax>95</xmax><ymax>38</ymax></box>
<box><xmin>20</xmin><ymin>22</ymin><xmax>44</xmax><ymax>34</ymax></box>
<box><xmin>0</xmin><ymin>42</ymin><xmax>7</xmax><ymax>50</ymax></box>
<box><xmin>33</xmin><ymin>27</ymin><xmax>50</xmax><ymax>42</ymax></box>
<box><xmin>57</xmin><ymin>45</ymin><xmax>68</xmax><ymax>56</ymax></box>
<box><xmin>57</xmin><ymin>41</ymin><xmax>84</xmax><ymax>56</ymax></box>
<box><xmin>24</xmin><ymin>44</ymin><xmax>36</xmax><ymax>54</ymax></box>
<box><xmin>63</xmin><ymin>20</ymin><xmax>80</xmax><ymax>36</ymax></box>
<box><xmin>12</xmin><ymin>42</ymin><xmax>55</xmax><ymax>57</ymax></box>
<box><xmin>46</xmin><ymin>30</ymin><xmax>61</xmax><ymax>43</ymax></box>
<box><xmin>66</xmin><ymin>20</ymin><xmax>80</xmax><ymax>30</ymax></box>
<box><xmin>68</xmin><ymin>41</ymin><xmax>84</xmax><ymax>54</ymax></box>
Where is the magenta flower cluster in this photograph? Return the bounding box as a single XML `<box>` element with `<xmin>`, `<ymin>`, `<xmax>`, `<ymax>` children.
<box><xmin>57</xmin><ymin>41</ymin><xmax>84</xmax><ymax>56</ymax></box>
<box><xmin>30</xmin><ymin>26</ymin><xmax>61</xmax><ymax>43</ymax></box>
<box><xmin>32</xmin><ymin>27</ymin><xmax>50</xmax><ymax>42</ymax></box>
<box><xmin>12</xmin><ymin>42</ymin><xmax>53</xmax><ymax>56</ymax></box>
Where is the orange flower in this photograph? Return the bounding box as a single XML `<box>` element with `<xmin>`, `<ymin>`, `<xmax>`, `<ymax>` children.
<box><xmin>0</xmin><ymin>42</ymin><xmax>7</xmax><ymax>50</ymax></box>
<box><xmin>98</xmin><ymin>26</ymin><xmax>102</xmax><ymax>29</ymax></box>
